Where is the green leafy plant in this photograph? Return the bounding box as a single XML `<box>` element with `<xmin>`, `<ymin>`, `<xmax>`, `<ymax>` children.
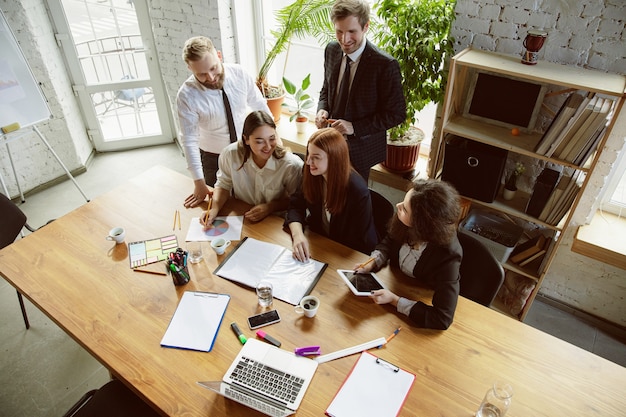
<box><xmin>373</xmin><ymin>0</ymin><xmax>457</xmax><ymax>140</ymax></box>
<box><xmin>282</xmin><ymin>74</ymin><xmax>315</xmax><ymax>121</ymax></box>
<box><xmin>256</xmin><ymin>0</ymin><xmax>334</xmax><ymax>98</ymax></box>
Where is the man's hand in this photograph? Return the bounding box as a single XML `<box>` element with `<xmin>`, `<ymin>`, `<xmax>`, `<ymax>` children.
<box><xmin>330</xmin><ymin>119</ymin><xmax>354</xmax><ymax>136</ymax></box>
<box><xmin>184</xmin><ymin>180</ymin><xmax>211</xmax><ymax>208</ymax></box>
<box><xmin>315</xmin><ymin>109</ymin><xmax>330</xmax><ymax>129</ymax></box>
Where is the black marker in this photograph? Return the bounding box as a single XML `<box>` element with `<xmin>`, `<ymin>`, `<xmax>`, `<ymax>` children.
<box><xmin>231</xmin><ymin>322</ymin><xmax>247</xmax><ymax>344</ymax></box>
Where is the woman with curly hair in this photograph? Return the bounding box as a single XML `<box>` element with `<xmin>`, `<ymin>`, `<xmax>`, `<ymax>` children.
<box><xmin>355</xmin><ymin>179</ymin><xmax>462</xmax><ymax>330</ymax></box>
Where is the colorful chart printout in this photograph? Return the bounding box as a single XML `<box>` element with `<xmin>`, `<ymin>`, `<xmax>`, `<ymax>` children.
<box><xmin>129</xmin><ymin>235</ymin><xmax>179</xmax><ymax>268</ymax></box>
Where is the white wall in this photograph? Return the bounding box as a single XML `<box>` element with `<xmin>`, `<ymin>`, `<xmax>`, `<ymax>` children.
<box><xmin>452</xmin><ymin>0</ymin><xmax>626</xmax><ymax>326</ymax></box>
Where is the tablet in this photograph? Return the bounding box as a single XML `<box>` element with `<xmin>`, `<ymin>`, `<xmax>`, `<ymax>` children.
<box><xmin>336</xmin><ymin>269</ymin><xmax>386</xmax><ymax>296</ymax></box>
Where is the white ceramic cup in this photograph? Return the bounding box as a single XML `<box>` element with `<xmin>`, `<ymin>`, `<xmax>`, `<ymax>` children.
<box><xmin>294</xmin><ymin>295</ymin><xmax>320</xmax><ymax>318</ymax></box>
<box><xmin>106</xmin><ymin>227</ymin><xmax>125</xmax><ymax>244</ymax></box>
<box><xmin>210</xmin><ymin>238</ymin><xmax>231</xmax><ymax>255</ymax></box>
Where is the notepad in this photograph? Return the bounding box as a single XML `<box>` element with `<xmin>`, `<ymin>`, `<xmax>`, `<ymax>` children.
<box><xmin>160</xmin><ymin>291</ymin><xmax>230</xmax><ymax>352</ymax></box>
<box><xmin>326</xmin><ymin>351</ymin><xmax>415</xmax><ymax>417</ymax></box>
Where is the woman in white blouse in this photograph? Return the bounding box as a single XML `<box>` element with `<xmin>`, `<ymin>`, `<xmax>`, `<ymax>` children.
<box><xmin>201</xmin><ymin>111</ymin><xmax>303</xmax><ymax>227</ymax></box>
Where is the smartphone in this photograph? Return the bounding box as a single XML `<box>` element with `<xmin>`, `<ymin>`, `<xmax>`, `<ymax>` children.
<box><xmin>247</xmin><ymin>309</ymin><xmax>281</xmax><ymax>330</ymax></box>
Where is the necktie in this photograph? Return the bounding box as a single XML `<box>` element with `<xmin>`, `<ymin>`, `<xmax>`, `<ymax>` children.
<box><xmin>222</xmin><ymin>88</ymin><xmax>237</xmax><ymax>143</ymax></box>
<box><xmin>333</xmin><ymin>56</ymin><xmax>352</xmax><ymax>119</ymax></box>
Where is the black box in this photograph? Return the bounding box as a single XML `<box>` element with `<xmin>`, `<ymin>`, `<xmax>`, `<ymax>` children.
<box><xmin>525</xmin><ymin>167</ymin><xmax>560</xmax><ymax>217</ymax></box>
<box><xmin>442</xmin><ymin>136</ymin><xmax>508</xmax><ymax>203</ymax></box>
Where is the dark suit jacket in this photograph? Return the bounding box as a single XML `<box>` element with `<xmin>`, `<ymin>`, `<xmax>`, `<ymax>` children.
<box><xmin>375</xmin><ymin>234</ymin><xmax>462</xmax><ymax>330</ymax></box>
<box><xmin>284</xmin><ymin>171</ymin><xmax>377</xmax><ymax>255</ymax></box>
<box><xmin>318</xmin><ymin>40</ymin><xmax>406</xmax><ymax>177</ymax></box>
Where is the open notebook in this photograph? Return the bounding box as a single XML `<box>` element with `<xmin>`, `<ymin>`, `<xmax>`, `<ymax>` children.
<box><xmin>198</xmin><ymin>338</ymin><xmax>318</xmax><ymax>417</ymax></box>
<box><xmin>214</xmin><ymin>237</ymin><xmax>327</xmax><ymax>305</ymax></box>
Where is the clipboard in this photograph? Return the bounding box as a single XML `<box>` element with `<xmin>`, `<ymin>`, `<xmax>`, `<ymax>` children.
<box><xmin>326</xmin><ymin>351</ymin><xmax>415</xmax><ymax>417</ymax></box>
<box><xmin>160</xmin><ymin>291</ymin><xmax>230</xmax><ymax>352</ymax></box>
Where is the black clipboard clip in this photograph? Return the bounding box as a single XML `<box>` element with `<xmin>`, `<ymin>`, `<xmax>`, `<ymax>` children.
<box><xmin>375</xmin><ymin>357</ymin><xmax>399</xmax><ymax>373</ymax></box>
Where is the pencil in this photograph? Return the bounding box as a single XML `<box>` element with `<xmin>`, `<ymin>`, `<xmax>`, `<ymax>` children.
<box><xmin>133</xmin><ymin>268</ymin><xmax>167</xmax><ymax>276</ymax></box>
<box><xmin>355</xmin><ymin>257</ymin><xmax>375</xmax><ymax>270</ymax></box>
<box><xmin>204</xmin><ymin>198</ymin><xmax>212</xmax><ymax>225</ymax></box>
<box><xmin>176</xmin><ymin>210</ymin><xmax>181</xmax><ymax>230</ymax></box>
<box><xmin>172</xmin><ymin>210</ymin><xmax>178</xmax><ymax>230</ymax></box>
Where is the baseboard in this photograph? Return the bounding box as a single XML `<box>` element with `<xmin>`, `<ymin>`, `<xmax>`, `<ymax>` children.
<box><xmin>535</xmin><ymin>293</ymin><xmax>626</xmax><ymax>343</ymax></box>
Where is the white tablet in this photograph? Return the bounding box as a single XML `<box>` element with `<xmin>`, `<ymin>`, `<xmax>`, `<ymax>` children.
<box><xmin>336</xmin><ymin>269</ymin><xmax>386</xmax><ymax>296</ymax></box>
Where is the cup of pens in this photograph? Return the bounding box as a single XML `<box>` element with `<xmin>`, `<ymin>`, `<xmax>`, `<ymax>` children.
<box><xmin>167</xmin><ymin>247</ymin><xmax>190</xmax><ymax>286</ymax></box>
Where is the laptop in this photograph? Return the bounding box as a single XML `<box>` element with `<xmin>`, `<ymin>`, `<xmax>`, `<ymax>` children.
<box><xmin>198</xmin><ymin>338</ymin><xmax>318</xmax><ymax>417</ymax></box>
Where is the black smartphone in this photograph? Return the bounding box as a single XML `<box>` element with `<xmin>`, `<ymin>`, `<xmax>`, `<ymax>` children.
<box><xmin>247</xmin><ymin>310</ymin><xmax>281</xmax><ymax>330</ymax></box>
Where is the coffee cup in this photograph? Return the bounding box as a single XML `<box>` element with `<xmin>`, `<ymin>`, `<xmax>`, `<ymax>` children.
<box><xmin>294</xmin><ymin>295</ymin><xmax>320</xmax><ymax>318</ymax></box>
<box><xmin>106</xmin><ymin>227</ymin><xmax>125</xmax><ymax>244</ymax></box>
<box><xmin>210</xmin><ymin>238</ymin><xmax>231</xmax><ymax>255</ymax></box>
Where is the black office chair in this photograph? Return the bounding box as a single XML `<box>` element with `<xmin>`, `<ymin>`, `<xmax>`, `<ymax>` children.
<box><xmin>457</xmin><ymin>232</ymin><xmax>505</xmax><ymax>306</ymax></box>
<box><xmin>369</xmin><ymin>189</ymin><xmax>394</xmax><ymax>241</ymax></box>
<box><xmin>63</xmin><ymin>379</ymin><xmax>160</xmax><ymax>417</ymax></box>
<box><xmin>0</xmin><ymin>193</ymin><xmax>38</xmax><ymax>329</ymax></box>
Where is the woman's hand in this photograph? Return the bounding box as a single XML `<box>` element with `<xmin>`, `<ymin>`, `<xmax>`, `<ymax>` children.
<box><xmin>199</xmin><ymin>208</ymin><xmax>218</xmax><ymax>231</ymax></box>
<box><xmin>244</xmin><ymin>204</ymin><xmax>271</xmax><ymax>222</ymax></box>
<box><xmin>289</xmin><ymin>223</ymin><xmax>310</xmax><ymax>262</ymax></box>
<box><xmin>370</xmin><ymin>289</ymin><xmax>400</xmax><ymax>307</ymax></box>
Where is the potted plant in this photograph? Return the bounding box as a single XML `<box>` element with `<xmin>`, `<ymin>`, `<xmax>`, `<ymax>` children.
<box><xmin>256</xmin><ymin>0</ymin><xmax>334</xmax><ymax>122</ymax></box>
<box><xmin>282</xmin><ymin>74</ymin><xmax>315</xmax><ymax>134</ymax></box>
<box><xmin>372</xmin><ymin>0</ymin><xmax>456</xmax><ymax>173</ymax></box>
<box><xmin>503</xmin><ymin>162</ymin><xmax>526</xmax><ymax>200</ymax></box>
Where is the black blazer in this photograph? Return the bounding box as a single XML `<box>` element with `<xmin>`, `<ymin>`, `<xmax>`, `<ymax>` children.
<box><xmin>375</xmin><ymin>234</ymin><xmax>463</xmax><ymax>330</ymax></box>
<box><xmin>318</xmin><ymin>40</ymin><xmax>406</xmax><ymax>176</ymax></box>
<box><xmin>285</xmin><ymin>171</ymin><xmax>377</xmax><ymax>255</ymax></box>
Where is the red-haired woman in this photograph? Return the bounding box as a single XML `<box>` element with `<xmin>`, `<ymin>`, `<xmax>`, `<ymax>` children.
<box><xmin>285</xmin><ymin>128</ymin><xmax>377</xmax><ymax>261</ymax></box>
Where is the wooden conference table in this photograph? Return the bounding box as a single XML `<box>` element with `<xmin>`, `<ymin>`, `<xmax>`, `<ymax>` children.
<box><xmin>1</xmin><ymin>166</ymin><xmax>624</xmax><ymax>416</ymax></box>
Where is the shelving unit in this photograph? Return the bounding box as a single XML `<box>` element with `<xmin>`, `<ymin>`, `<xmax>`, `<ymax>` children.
<box><xmin>431</xmin><ymin>48</ymin><xmax>626</xmax><ymax>321</ymax></box>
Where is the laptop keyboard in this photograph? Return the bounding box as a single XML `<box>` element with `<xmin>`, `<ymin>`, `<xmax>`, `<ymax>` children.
<box><xmin>225</xmin><ymin>385</ymin><xmax>287</xmax><ymax>417</ymax></box>
<box><xmin>230</xmin><ymin>356</ymin><xmax>304</xmax><ymax>404</ymax></box>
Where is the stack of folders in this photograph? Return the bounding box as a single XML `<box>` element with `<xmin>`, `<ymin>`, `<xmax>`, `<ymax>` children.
<box><xmin>537</xmin><ymin>171</ymin><xmax>582</xmax><ymax>226</ymax></box>
<box><xmin>535</xmin><ymin>92</ymin><xmax>614</xmax><ymax>166</ymax></box>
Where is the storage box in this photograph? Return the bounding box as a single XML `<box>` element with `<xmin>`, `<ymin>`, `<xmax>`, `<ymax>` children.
<box><xmin>442</xmin><ymin>135</ymin><xmax>508</xmax><ymax>202</ymax></box>
<box><xmin>459</xmin><ymin>209</ymin><xmax>524</xmax><ymax>263</ymax></box>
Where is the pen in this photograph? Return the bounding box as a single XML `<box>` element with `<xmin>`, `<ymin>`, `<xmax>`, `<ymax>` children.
<box><xmin>355</xmin><ymin>257</ymin><xmax>375</xmax><ymax>270</ymax></box>
<box><xmin>386</xmin><ymin>326</ymin><xmax>401</xmax><ymax>343</ymax></box>
<box><xmin>256</xmin><ymin>330</ymin><xmax>281</xmax><ymax>347</ymax></box>
<box><xmin>231</xmin><ymin>322</ymin><xmax>247</xmax><ymax>344</ymax></box>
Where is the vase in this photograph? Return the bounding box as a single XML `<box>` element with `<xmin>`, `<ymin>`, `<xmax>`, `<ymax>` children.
<box><xmin>266</xmin><ymin>93</ymin><xmax>285</xmax><ymax>123</ymax></box>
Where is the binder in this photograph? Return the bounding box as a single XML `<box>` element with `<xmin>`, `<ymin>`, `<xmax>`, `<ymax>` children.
<box><xmin>160</xmin><ymin>291</ymin><xmax>230</xmax><ymax>352</ymax></box>
<box><xmin>326</xmin><ymin>351</ymin><xmax>415</xmax><ymax>417</ymax></box>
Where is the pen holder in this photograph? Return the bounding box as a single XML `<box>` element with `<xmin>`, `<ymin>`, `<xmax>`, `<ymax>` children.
<box><xmin>168</xmin><ymin>248</ymin><xmax>190</xmax><ymax>286</ymax></box>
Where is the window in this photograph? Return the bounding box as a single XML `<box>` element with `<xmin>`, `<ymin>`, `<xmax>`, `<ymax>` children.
<box><xmin>598</xmin><ymin>141</ymin><xmax>626</xmax><ymax>216</ymax></box>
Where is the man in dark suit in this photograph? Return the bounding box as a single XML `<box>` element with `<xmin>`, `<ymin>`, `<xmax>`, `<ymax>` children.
<box><xmin>315</xmin><ymin>0</ymin><xmax>406</xmax><ymax>181</ymax></box>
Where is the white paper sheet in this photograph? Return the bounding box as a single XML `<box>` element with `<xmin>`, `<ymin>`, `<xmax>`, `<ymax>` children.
<box><xmin>213</xmin><ymin>237</ymin><xmax>327</xmax><ymax>305</ymax></box>
<box><xmin>160</xmin><ymin>291</ymin><xmax>230</xmax><ymax>352</ymax></box>
<box><xmin>185</xmin><ymin>216</ymin><xmax>243</xmax><ymax>242</ymax></box>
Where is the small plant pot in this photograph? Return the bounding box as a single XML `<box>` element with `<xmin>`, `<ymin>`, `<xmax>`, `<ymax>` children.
<box><xmin>502</xmin><ymin>187</ymin><xmax>516</xmax><ymax>201</ymax></box>
<box><xmin>295</xmin><ymin>116</ymin><xmax>308</xmax><ymax>134</ymax></box>
<box><xmin>266</xmin><ymin>93</ymin><xmax>285</xmax><ymax>123</ymax></box>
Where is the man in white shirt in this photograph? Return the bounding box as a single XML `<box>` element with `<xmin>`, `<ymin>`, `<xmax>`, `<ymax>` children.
<box><xmin>177</xmin><ymin>36</ymin><xmax>271</xmax><ymax>208</ymax></box>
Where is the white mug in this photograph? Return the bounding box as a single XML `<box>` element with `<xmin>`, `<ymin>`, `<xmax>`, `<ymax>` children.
<box><xmin>210</xmin><ymin>238</ymin><xmax>231</xmax><ymax>255</ymax></box>
<box><xmin>106</xmin><ymin>227</ymin><xmax>125</xmax><ymax>244</ymax></box>
<box><xmin>295</xmin><ymin>295</ymin><xmax>320</xmax><ymax>318</ymax></box>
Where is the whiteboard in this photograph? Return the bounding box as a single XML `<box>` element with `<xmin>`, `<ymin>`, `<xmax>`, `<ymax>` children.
<box><xmin>0</xmin><ymin>10</ymin><xmax>51</xmax><ymax>130</ymax></box>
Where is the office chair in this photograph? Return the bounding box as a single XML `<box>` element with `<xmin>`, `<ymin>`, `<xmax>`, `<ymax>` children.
<box><xmin>0</xmin><ymin>193</ymin><xmax>37</xmax><ymax>329</ymax></box>
<box><xmin>369</xmin><ymin>189</ymin><xmax>394</xmax><ymax>241</ymax></box>
<box><xmin>457</xmin><ymin>232</ymin><xmax>505</xmax><ymax>307</ymax></box>
<box><xmin>63</xmin><ymin>379</ymin><xmax>160</xmax><ymax>417</ymax></box>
